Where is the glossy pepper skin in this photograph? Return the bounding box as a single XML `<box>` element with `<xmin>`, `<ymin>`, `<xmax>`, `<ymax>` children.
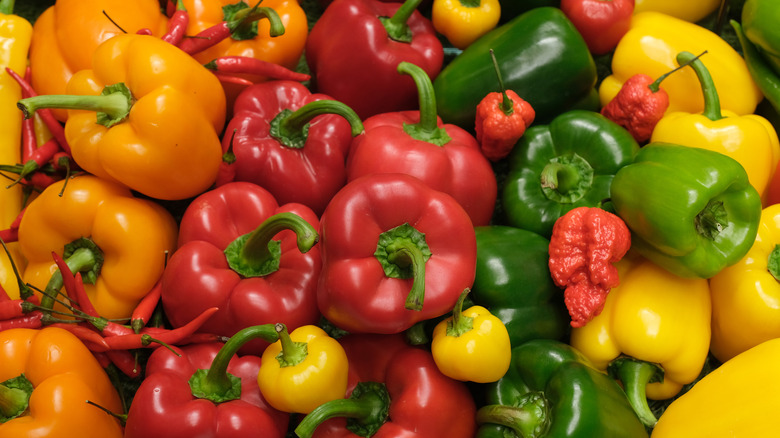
<box><xmin>560</xmin><ymin>0</ymin><xmax>634</xmax><ymax>55</ymax></box>
<box><xmin>502</xmin><ymin>109</ymin><xmax>639</xmax><ymax>238</ymax></box>
<box><xmin>433</xmin><ymin>7</ymin><xmax>597</xmax><ymax>128</ymax></box>
<box><xmin>28</xmin><ymin>0</ymin><xmax>168</xmax><ymax>122</ymax></box>
<box><xmin>18</xmin><ymin>175</ymin><xmax>178</xmax><ymax>320</ymax></box>
<box><xmin>475</xmin><ymin>339</ymin><xmax>648</xmax><ymax>438</ymax></box>
<box><xmin>161</xmin><ymin>182</ymin><xmax>321</xmax><ymax>355</ymax></box>
<box><xmin>431</xmin><ymin>0</ymin><xmax>501</xmax><ymax>50</ymax></box>
<box><xmin>317</xmin><ymin>173</ymin><xmax>477</xmax><ymax>334</ymax></box>
<box><xmin>0</xmin><ymin>327</ymin><xmax>124</xmax><ymax>437</ymax></box>
<box><xmin>740</xmin><ymin>0</ymin><xmax>780</xmax><ymax>80</ymax></box>
<box><xmin>610</xmin><ymin>143</ymin><xmax>762</xmax><ymax>279</ymax></box>
<box><xmin>306</xmin><ymin>0</ymin><xmax>444</xmax><ymax>120</ymax></box>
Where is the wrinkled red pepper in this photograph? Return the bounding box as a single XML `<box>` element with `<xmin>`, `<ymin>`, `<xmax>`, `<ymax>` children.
<box><xmin>548</xmin><ymin>206</ymin><xmax>631</xmax><ymax>328</ymax></box>
<box><xmin>160</xmin><ymin>181</ymin><xmax>322</xmax><ymax>354</ymax></box>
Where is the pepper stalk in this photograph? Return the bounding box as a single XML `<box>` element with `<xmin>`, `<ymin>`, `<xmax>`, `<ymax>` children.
<box><xmin>397</xmin><ymin>61</ymin><xmax>452</xmax><ymax>146</ymax></box>
<box><xmin>294</xmin><ymin>381</ymin><xmax>391</xmax><ymax>438</ymax></box>
<box><xmin>374</xmin><ymin>223</ymin><xmax>432</xmax><ymax>311</ymax></box>
<box><xmin>269</xmin><ymin>100</ymin><xmax>364</xmax><ymax>149</ymax></box>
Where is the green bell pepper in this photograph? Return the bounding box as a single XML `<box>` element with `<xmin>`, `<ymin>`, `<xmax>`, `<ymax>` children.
<box><xmin>475</xmin><ymin>339</ymin><xmax>649</xmax><ymax>438</ymax></box>
<box><xmin>433</xmin><ymin>7</ymin><xmax>597</xmax><ymax>128</ymax></box>
<box><xmin>501</xmin><ymin>109</ymin><xmax>639</xmax><ymax>238</ymax></box>
<box><xmin>610</xmin><ymin>143</ymin><xmax>762</xmax><ymax>279</ymax></box>
<box><xmin>471</xmin><ymin>226</ymin><xmax>568</xmax><ymax>348</ymax></box>
<box><xmin>742</xmin><ymin>0</ymin><xmax>780</xmax><ymax>76</ymax></box>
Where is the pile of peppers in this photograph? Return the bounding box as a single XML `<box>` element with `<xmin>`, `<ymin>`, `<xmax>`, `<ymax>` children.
<box><xmin>2</xmin><ymin>0</ymin><xmax>780</xmax><ymax>436</ymax></box>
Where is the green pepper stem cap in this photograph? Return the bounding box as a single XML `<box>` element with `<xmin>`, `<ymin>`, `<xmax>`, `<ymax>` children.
<box><xmin>374</xmin><ymin>223</ymin><xmax>432</xmax><ymax>311</ymax></box>
<box><xmin>380</xmin><ymin>0</ymin><xmax>423</xmax><ymax>43</ymax></box>
<box><xmin>274</xmin><ymin>322</ymin><xmax>308</xmax><ymax>367</ymax></box>
<box><xmin>475</xmin><ymin>391</ymin><xmax>551</xmax><ymax>438</ymax></box>
<box><xmin>294</xmin><ymin>381</ymin><xmax>391</xmax><ymax>438</ymax></box>
<box><xmin>270</xmin><ymin>100</ymin><xmax>364</xmax><ymax>149</ymax></box>
<box><xmin>225</xmin><ymin>1</ymin><xmax>285</xmax><ymax>39</ymax></box>
<box><xmin>0</xmin><ymin>374</ymin><xmax>33</xmax><ymax>423</ymax></box>
<box><xmin>397</xmin><ymin>61</ymin><xmax>452</xmax><ymax>146</ymax></box>
<box><xmin>40</xmin><ymin>237</ymin><xmax>104</xmax><ymax>310</ymax></box>
<box><xmin>446</xmin><ymin>288</ymin><xmax>474</xmax><ymax>337</ymax></box>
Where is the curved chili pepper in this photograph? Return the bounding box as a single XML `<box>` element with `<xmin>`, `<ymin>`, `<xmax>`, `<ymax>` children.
<box><xmin>162</xmin><ymin>0</ymin><xmax>189</xmax><ymax>46</ymax></box>
<box><xmin>102</xmin><ymin>307</ymin><xmax>219</xmax><ymax>350</ymax></box>
<box><xmin>0</xmin><ymin>311</ymin><xmax>43</xmax><ymax>330</ymax></box>
<box><xmin>204</xmin><ymin>55</ymin><xmax>310</xmax><ymax>82</ymax></box>
<box><xmin>130</xmin><ymin>279</ymin><xmax>163</xmax><ymax>333</ymax></box>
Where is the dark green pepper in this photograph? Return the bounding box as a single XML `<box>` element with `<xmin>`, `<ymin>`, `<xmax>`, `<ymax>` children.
<box><xmin>501</xmin><ymin>109</ymin><xmax>639</xmax><ymax>238</ymax></box>
<box><xmin>433</xmin><ymin>7</ymin><xmax>597</xmax><ymax>128</ymax></box>
<box><xmin>475</xmin><ymin>339</ymin><xmax>648</xmax><ymax>438</ymax></box>
<box><xmin>471</xmin><ymin>226</ymin><xmax>568</xmax><ymax>348</ymax></box>
<box><xmin>610</xmin><ymin>143</ymin><xmax>762</xmax><ymax>279</ymax></box>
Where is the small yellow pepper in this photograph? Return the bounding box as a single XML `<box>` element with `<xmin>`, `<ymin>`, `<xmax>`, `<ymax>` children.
<box><xmin>431</xmin><ymin>289</ymin><xmax>511</xmax><ymax>383</ymax></box>
<box><xmin>633</xmin><ymin>0</ymin><xmax>720</xmax><ymax>23</ymax></box>
<box><xmin>257</xmin><ymin>324</ymin><xmax>349</xmax><ymax>414</ymax></box>
<box><xmin>431</xmin><ymin>0</ymin><xmax>501</xmax><ymax>50</ymax></box>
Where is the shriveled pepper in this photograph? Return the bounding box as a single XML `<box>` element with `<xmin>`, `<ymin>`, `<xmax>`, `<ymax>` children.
<box><xmin>548</xmin><ymin>206</ymin><xmax>631</xmax><ymax>328</ymax></box>
<box><xmin>0</xmin><ymin>327</ymin><xmax>124</xmax><ymax>437</ymax></box>
<box><xmin>18</xmin><ymin>33</ymin><xmax>227</xmax><ymax>201</ymax></box>
<box><xmin>431</xmin><ymin>0</ymin><xmax>501</xmax><ymax>50</ymax></box>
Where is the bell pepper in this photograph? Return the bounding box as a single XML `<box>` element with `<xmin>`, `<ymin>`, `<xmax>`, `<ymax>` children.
<box><xmin>611</xmin><ymin>143</ymin><xmax>762</xmax><ymax>278</ymax></box>
<box><xmin>651</xmin><ymin>51</ymin><xmax>780</xmax><ymax>202</ymax></box>
<box><xmin>257</xmin><ymin>324</ymin><xmax>349</xmax><ymax>414</ymax></box>
<box><xmin>569</xmin><ymin>254</ymin><xmax>712</xmax><ymax>427</ymax></box>
<box><xmin>431</xmin><ymin>0</ymin><xmax>501</xmax><ymax>50</ymax></box>
<box><xmin>221</xmin><ymin>80</ymin><xmax>364</xmax><ymax>216</ymax></box>
<box><xmin>709</xmin><ymin>203</ymin><xmax>780</xmax><ymax>363</ymax></box>
<box><xmin>470</xmin><ymin>225</ymin><xmax>569</xmax><ymax>347</ymax></box>
<box><xmin>633</xmin><ymin>0</ymin><xmax>720</xmax><ymax>23</ymax></box>
<box><xmin>293</xmin><ymin>333</ymin><xmax>478</xmax><ymax>438</ymax></box>
<box><xmin>560</xmin><ymin>0</ymin><xmax>634</xmax><ymax>55</ymax></box>
<box><xmin>124</xmin><ymin>324</ymin><xmax>291</xmax><ymax>438</ymax></box>
<box><xmin>502</xmin><ymin>109</ymin><xmax>639</xmax><ymax>238</ymax></box>
<box><xmin>18</xmin><ymin>174</ymin><xmax>178</xmax><ymax>321</ymax></box>
<box><xmin>346</xmin><ymin>61</ymin><xmax>497</xmax><ymax>227</ymax></box>
<box><xmin>306</xmin><ymin>0</ymin><xmax>444</xmax><ymax>120</ymax></box>
<box><xmin>599</xmin><ymin>12</ymin><xmax>763</xmax><ymax>117</ymax></box>
<box><xmin>317</xmin><ymin>172</ymin><xmax>477</xmax><ymax>334</ymax></box>
<box><xmin>161</xmin><ymin>181</ymin><xmax>321</xmax><ymax>355</ymax></box>
<box><xmin>433</xmin><ymin>6</ymin><xmax>597</xmax><ymax>128</ymax></box>
<box><xmin>17</xmin><ymin>33</ymin><xmax>226</xmax><ymax>201</ymax></box>
<box><xmin>742</xmin><ymin>0</ymin><xmax>780</xmax><ymax>73</ymax></box>
<box><xmin>732</xmin><ymin>19</ymin><xmax>780</xmax><ymax>120</ymax></box>
<box><xmin>475</xmin><ymin>339</ymin><xmax>648</xmax><ymax>438</ymax></box>
<box><xmin>28</xmin><ymin>0</ymin><xmax>168</xmax><ymax>122</ymax></box>
<box><xmin>0</xmin><ymin>326</ymin><xmax>124</xmax><ymax>437</ymax></box>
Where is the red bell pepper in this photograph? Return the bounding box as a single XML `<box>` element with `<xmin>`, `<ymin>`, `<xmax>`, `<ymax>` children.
<box><xmin>317</xmin><ymin>172</ymin><xmax>477</xmax><ymax>334</ymax></box>
<box><xmin>305</xmin><ymin>0</ymin><xmax>444</xmax><ymax>120</ymax></box>
<box><xmin>220</xmin><ymin>80</ymin><xmax>364</xmax><ymax>216</ymax></box>
<box><xmin>294</xmin><ymin>333</ymin><xmax>477</xmax><ymax>438</ymax></box>
<box><xmin>559</xmin><ymin>0</ymin><xmax>634</xmax><ymax>55</ymax></box>
<box><xmin>124</xmin><ymin>324</ymin><xmax>289</xmax><ymax>438</ymax></box>
<box><xmin>160</xmin><ymin>181</ymin><xmax>322</xmax><ymax>354</ymax></box>
<box><xmin>346</xmin><ymin>61</ymin><xmax>497</xmax><ymax>226</ymax></box>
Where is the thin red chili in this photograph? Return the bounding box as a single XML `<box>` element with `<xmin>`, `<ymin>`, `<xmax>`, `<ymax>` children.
<box><xmin>0</xmin><ymin>284</ymin><xmax>10</xmax><ymax>302</ymax></box>
<box><xmin>103</xmin><ymin>306</ymin><xmax>218</xmax><ymax>350</ymax></box>
<box><xmin>51</xmin><ymin>251</ymin><xmax>90</xmax><ymax>314</ymax></box>
<box><xmin>21</xmin><ymin>171</ymin><xmax>58</xmax><ymax>191</ymax></box>
<box><xmin>130</xmin><ymin>279</ymin><xmax>163</xmax><ymax>333</ymax></box>
<box><xmin>20</xmin><ymin>112</ymin><xmax>37</xmax><ymax>162</ymax></box>
<box><xmin>211</xmin><ymin>71</ymin><xmax>254</xmax><ymax>87</ymax></box>
<box><xmin>45</xmin><ymin>322</ymin><xmax>111</xmax><ymax>352</ymax></box>
<box><xmin>215</xmin><ymin>129</ymin><xmax>237</xmax><ymax>187</ymax></box>
<box><xmin>92</xmin><ymin>351</ymin><xmax>112</xmax><ymax>368</ymax></box>
<box><xmin>105</xmin><ymin>349</ymin><xmax>142</xmax><ymax>378</ymax></box>
<box><xmin>0</xmin><ymin>311</ymin><xmax>43</xmax><ymax>330</ymax></box>
<box><xmin>0</xmin><ymin>299</ymin><xmax>28</xmax><ymax>320</ymax></box>
<box><xmin>162</xmin><ymin>0</ymin><xmax>189</xmax><ymax>46</ymax></box>
<box><xmin>204</xmin><ymin>56</ymin><xmax>311</xmax><ymax>82</ymax></box>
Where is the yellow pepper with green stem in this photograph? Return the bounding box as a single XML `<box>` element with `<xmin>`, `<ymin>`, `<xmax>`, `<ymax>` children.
<box><xmin>431</xmin><ymin>0</ymin><xmax>501</xmax><ymax>50</ymax></box>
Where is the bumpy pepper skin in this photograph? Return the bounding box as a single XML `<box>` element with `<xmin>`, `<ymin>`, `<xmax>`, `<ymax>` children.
<box><xmin>431</xmin><ymin>0</ymin><xmax>501</xmax><ymax>50</ymax></box>
<box><xmin>600</xmin><ymin>73</ymin><xmax>669</xmax><ymax>143</ymax></box>
<box><xmin>18</xmin><ymin>175</ymin><xmax>178</xmax><ymax>320</ymax></box>
<box><xmin>475</xmin><ymin>88</ymin><xmax>535</xmax><ymax>161</ymax></box>
<box><xmin>0</xmin><ymin>327</ymin><xmax>124</xmax><ymax>438</ymax></box>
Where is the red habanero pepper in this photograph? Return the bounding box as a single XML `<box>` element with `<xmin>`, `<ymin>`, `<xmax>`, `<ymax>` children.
<box><xmin>548</xmin><ymin>206</ymin><xmax>631</xmax><ymax>327</ymax></box>
<box><xmin>560</xmin><ymin>0</ymin><xmax>634</xmax><ymax>55</ymax></box>
<box><xmin>161</xmin><ymin>182</ymin><xmax>322</xmax><ymax>355</ymax></box>
<box><xmin>475</xmin><ymin>49</ymin><xmax>535</xmax><ymax>162</ymax></box>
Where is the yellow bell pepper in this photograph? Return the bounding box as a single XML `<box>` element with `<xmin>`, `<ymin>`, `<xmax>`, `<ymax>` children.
<box><xmin>257</xmin><ymin>324</ymin><xmax>349</xmax><ymax>414</ymax></box>
<box><xmin>633</xmin><ymin>0</ymin><xmax>720</xmax><ymax>23</ymax></box>
<box><xmin>431</xmin><ymin>289</ymin><xmax>511</xmax><ymax>383</ymax></box>
<box><xmin>0</xmin><ymin>326</ymin><xmax>124</xmax><ymax>438</ymax></box>
<box><xmin>569</xmin><ymin>252</ymin><xmax>711</xmax><ymax>427</ymax></box>
<box><xmin>17</xmin><ymin>174</ymin><xmax>178</xmax><ymax>321</ymax></box>
<box><xmin>651</xmin><ymin>51</ymin><xmax>780</xmax><ymax>202</ymax></box>
<box><xmin>709</xmin><ymin>203</ymin><xmax>780</xmax><ymax>363</ymax></box>
<box><xmin>431</xmin><ymin>0</ymin><xmax>501</xmax><ymax>50</ymax></box>
<box><xmin>599</xmin><ymin>12</ymin><xmax>763</xmax><ymax>117</ymax></box>
<box><xmin>651</xmin><ymin>337</ymin><xmax>780</xmax><ymax>437</ymax></box>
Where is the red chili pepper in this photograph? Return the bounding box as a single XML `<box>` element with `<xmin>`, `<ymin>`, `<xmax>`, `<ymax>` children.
<box><xmin>204</xmin><ymin>56</ymin><xmax>311</xmax><ymax>83</ymax></box>
<box><xmin>210</xmin><ymin>71</ymin><xmax>254</xmax><ymax>87</ymax></box>
<box><xmin>0</xmin><ymin>284</ymin><xmax>9</xmax><ymax>302</ymax></box>
<box><xmin>559</xmin><ymin>0</ymin><xmax>634</xmax><ymax>55</ymax></box>
<box><xmin>92</xmin><ymin>350</ymin><xmax>112</xmax><ymax>368</ymax></box>
<box><xmin>0</xmin><ymin>311</ymin><xmax>43</xmax><ymax>330</ymax></box>
<box><xmin>103</xmin><ymin>307</ymin><xmax>219</xmax><ymax>351</ymax></box>
<box><xmin>215</xmin><ymin>129</ymin><xmax>237</xmax><ymax>188</ymax></box>
<box><xmin>0</xmin><ymin>208</ymin><xmax>24</xmax><ymax>244</ymax></box>
<box><xmin>130</xmin><ymin>279</ymin><xmax>163</xmax><ymax>333</ymax></box>
<box><xmin>45</xmin><ymin>322</ymin><xmax>112</xmax><ymax>352</ymax></box>
<box><xmin>162</xmin><ymin>0</ymin><xmax>189</xmax><ymax>46</ymax></box>
<box><xmin>20</xmin><ymin>110</ymin><xmax>37</xmax><ymax>162</ymax></box>
<box><xmin>12</xmin><ymin>138</ymin><xmax>61</xmax><ymax>186</ymax></box>
<box><xmin>106</xmin><ymin>349</ymin><xmax>142</xmax><ymax>378</ymax></box>
<box><xmin>21</xmin><ymin>171</ymin><xmax>59</xmax><ymax>191</ymax></box>
<box><xmin>548</xmin><ymin>206</ymin><xmax>631</xmax><ymax>328</ymax></box>
<box><xmin>0</xmin><ymin>298</ymin><xmax>29</xmax><ymax>320</ymax></box>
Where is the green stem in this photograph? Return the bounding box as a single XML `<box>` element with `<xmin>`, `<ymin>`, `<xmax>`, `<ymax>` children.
<box><xmin>0</xmin><ymin>0</ymin><xmax>14</xmax><ymax>15</ymax></box>
<box><xmin>608</xmin><ymin>357</ymin><xmax>663</xmax><ymax>428</ymax></box>
<box><xmin>374</xmin><ymin>223</ymin><xmax>432</xmax><ymax>311</ymax></box>
<box><xmin>0</xmin><ymin>236</ymin><xmax>31</xmax><ymax>300</ymax></box>
<box><xmin>488</xmin><ymin>49</ymin><xmax>514</xmax><ymax>116</ymax></box>
<box><xmin>647</xmin><ymin>51</ymin><xmax>705</xmax><ymax>93</ymax></box>
<box><xmin>676</xmin><ymin>51</ymin><xmax>722</xmax><ymax>121</ymax></box>
<box><xmin>446</xmin><ymin>288</ymin><xmax>473</xmax><ymax>337</ymax></box>
<box><xmin>227</xmin><ymin>1</ymin><xmax>285</xmax><ymax>39</ymax></box>
<box><xmin>270</xmin><ymin>100</ymin><xmax>364</xmax><ymax>149</ymax></box>
<box><xmin>390</xmin><ymin>238</ymin><xmax>428</xmax><ymax>311</ymax></box>
<box><xmin>274</xmin><ymin>322</ymin><xmax>308</xmax><ymax>367</ymax></box>
<box><xmin>380</xmin><ymin>0</ymin><xmax>423</xmax><ymax>43</ymax></box>
<box><xmin>17</xmin><ymin>83</ymin><xmax>134</xmax><ymax>128</ymax></box>
<box><xmin>459</xmin><ymin>0</ymin><xmax>480</xmax><ymax>7</ymax></box>
<box><xmin>223</xmin><ymin>212</ymin><xmax>318</xmax><ymax>278</ymax></box>
<box><xmin>768</xmin><ymin>245</ymin><xmax>780</xmax><ymax>281</ymax></box>
<box><xmin>188</xmin><ymin>323</ymin><xmax>279</xmax><ymax>403</ymax></box>
<box><xmin>539</xmin><ymin>153</ymin><xmax>594</xmax><ymax>204</ymax></box>
<box><xmin>475</xmin><ymin>392</ymin><xmax>550</xmax><ymax>438</ymax></box>
<box><xmin>294</xmin><ymin>382</ymin><xmax>391</xmax><ymax>438</ymax></box>
<box><xmin>40</xmin><ymin>238</ymin><xmax>104</xmax><ymax>310</ymax></box>
<box><xmin>0</xmin><ymin>375</ymin><xmax>33</xmax><ymax>423</ymax></box>
<box><xmin>694</xmin><ymin>199</ymin><xmax>728</xmax><ymax>240</ymax></box>
<box><xmin>397</xmin><ymin>61</ymin><xmax>451</xmax><ymax>146</ymax></box>
<box><xmin>540</xmin><ymin>162</ymin><xmax>580</xmax><ymax>193</ymax></box>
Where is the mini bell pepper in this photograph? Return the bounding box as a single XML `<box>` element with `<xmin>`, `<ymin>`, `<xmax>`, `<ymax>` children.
<box><xmin>475</xmin><ymin>339</ymin><xmax>648</xmax><ymax>438</ymax></box>
<box><xmin>306</xmin><ymin>0</ymin><xmax>444</xmax><ymax>120</ymax></box>
<box><xmin>124</xmin><ymin>324</ymin><xmax>290</xmax><ymax>438</ymax></box>
<box><xmin>161</xmin><ymin>181</ymin><xmax>321</xmax><ymax>355</ymax></box>
<box><xmin>560</xmin><ymin>0</ymin><xmax>634</xmax><ymax>55</ymax></box>
<box><xmin>0</xmin><ymin>327</ymin><xmax>124</xmax><ymax>437</ymax></box>
<box><xmin>221</xmin><ymin>80</ymin><xmax>364</xmax><ymax>216</ymax></box>
<box><xmin>633</xmin><ymin>0</ymin><xmax>720</xmax><ymax>22</ymax></box>
<box><xmin>18</xmin><ymin>174</ymin><xmax>178</xmax><ymax>320</ymax></box>
<box><xmin>17</xmin><ymin>33</ymin><xmax>227</xmax><ymax>201</ymax></box>
<box><xmin>502</xmin><ymin>109</ymin><xmax>639</xmax><ymax>238</ymax></box>
<box><xmin>569</xmin><ymin>254</ymin><xmax>712</xmax><ymax>427</ymax></box>
<box><xmin>317</xmin><ymin>173</ymin><xmax>477</xmax><ymax>334</ymax></box>
<box><xmin>293</xmin><ymin>333</ymin><xmax>477</xmax><ymax>438</ymax></box>
<box><xmin>651</xmin><ymin>51</ymin><xmax>780</xmax><ymax>202</ymax></box>
<box><xmin>599</xmin><ymin>12</ymin><xmax>763</xmax><ymax>117</ymax></box>
<box><xmin>28</xmin><ymin>0</ymin><xmax>168</xmax><ymax>121</ymax></box>
<box><xmin>433</xmin><ymin>6</ymin><xmax>597</xmax><ymax>128</ymax></box>
<box><xmin>431</xmin><ymin>0</ymin><xmax>501</xmax><ymax>50</ymax></box>
<box><xmin>346</xmin><ymin>61</ymin><xmax>497</xmax><ymax>226</ymax></box>
<box><xmin>610</xmin><ymin>143</ymin><xmax>763</xmax><ymax>278</ymax></box>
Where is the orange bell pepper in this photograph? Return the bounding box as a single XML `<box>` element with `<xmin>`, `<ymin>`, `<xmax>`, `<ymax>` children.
<box><xmin>0</xmin><ymin>326</ymin><xmax>124</xmax><ymax>438</ymax></box>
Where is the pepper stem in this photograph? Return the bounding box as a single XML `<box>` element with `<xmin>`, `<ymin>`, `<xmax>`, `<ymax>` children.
<box><xmin>380</xmin><ymin>0</ymin><xmax>423</xmax><ymax>43</ymax></box>
<box><xmin>676</xmin><ymin>51</ymin><xmax>722</xmax><ymax>121</ymax></box>
<box><xmin>608</xmin><ymin>356</ymin><xmax>664</xmax><ymax>428</ymax></box>
<box><xmin>475</xmin><ymin>391</ymin><xmax>551</xmax><ymax>438</ymax></box>
<box><xmin>188</xmin><ymin>323</ymin><xmax>279</xmax><ymax>403</ymax></box>
<box><xmin>374</xmin><ymin>223</ymin><xmax>432</xmax><ymax>311</ymax></box>
<box><xmin>274</xmin><ymin>322</ymin><xmax>308</xmax><ymax>367</ymax></box>
<box><xmin>294</xmin><ymin>381</ymin><xmax>391</xmax><ymax>438</ymax></box>
<box><xmin>0</xmin><ymin>237</ymin><xmax>31</xmax><ymax>299</ymax></box>
<box><xmin>0</xmin><ymin>0</ymin><xmax>14</xmax><ymax>15</ymax></box>
<box><xmin>270</xmin><ymin>100</ymin><xmax>364</xmax><ymax>149</ymax></box>
<box><xmin>539</xmin><ymin>153</ymin><xmax>594</xmax><ymax>203</ymax></box>
<box><xmin>446</xmin><ymin>288</ymin><xmax>474</xmax><ymax>337</ymax></box>
<box><xmin>223</xmin><ymin>212</ymin><xmax>318</xmax><ymax>278</ymax></box>
<box><xmin>768</xmin><ymin>245</ymin><xmax>780</xmax><ymax>281</ymax></box>
<box><xmin>0</xmin><ymin>375</ymin><xmax>33</xmax><ymax>423</ymax></box>
<box><xmin>226</xmin><ymin>1</ymin><xmax>285</xmax><ymax>39</ymax></box>
<box><xmin>397</xmin><ymin>61</ymin><xmax>451</xmax><ymax>146</ymax></box>
<box><xmin>40</xmin><ymin>238</ymin><xmax>104</xmax><ymax>310</ymax></box>
<box><xmin>694</xmin><ymin>199</ymin><xmax>728</xmax><ymax>240</ymax></box>
<box><xmin>17</xmin><ymin>83</ymin><xmax>134</xmax><ymax>128</ymax></box>
<box><xmin>488</xmin><ymin>49</ymin><xmax>514</xmax><ymax>116</ymax></box>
